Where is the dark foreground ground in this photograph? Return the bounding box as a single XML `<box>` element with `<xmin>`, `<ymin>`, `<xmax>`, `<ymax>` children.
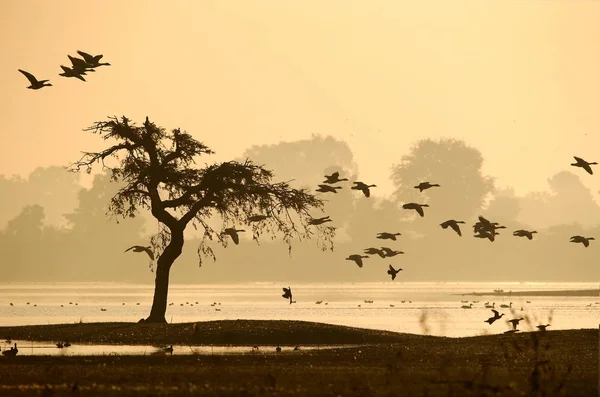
<box><xmin>0</xmin><ymin>320</ymin><xmax>597</xmax><ymax>397</ymax></box>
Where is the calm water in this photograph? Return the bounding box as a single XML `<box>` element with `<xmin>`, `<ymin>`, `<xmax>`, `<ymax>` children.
<box><xmin>1</xmin><ymin>282</ymin><xmax>598</xmax><ymax>338</ymax></box>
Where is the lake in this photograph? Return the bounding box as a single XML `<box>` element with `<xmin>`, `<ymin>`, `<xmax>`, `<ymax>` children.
<box><xmin>1</xmin><ymin>281</ymin><xmax>598</xmax><ymax>337</ymax></box>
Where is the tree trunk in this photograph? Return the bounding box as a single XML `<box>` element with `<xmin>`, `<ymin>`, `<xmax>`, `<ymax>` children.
<box><xmin>145</xmin><ymin>229</ymin><xmax>185</xmax><ymax>323</ymax></box>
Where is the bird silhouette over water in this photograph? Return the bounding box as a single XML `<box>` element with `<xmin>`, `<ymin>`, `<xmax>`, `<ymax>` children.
<box><xmin>414</xmin><ymin>182</ymin><xmax>440</xmax><ymax>192</ymax></box>
<box><xmin>346</xmin><ymin>254</ymin><xmax>369</xmax><ymax>268</ymax></box>
<box><xmin>76</xmin><ymin>50</ymin><xmax>111</xmax><ymax>68</ymax></box>
<box><xmin>387</xmin><ymin>265</ymin><xmax>403</xmax><ymax>280</ymax></box>
<box><xmin>351</xmin><ymin>181</ymin><xmax>376</xmax><ymax>197</ymax></box>
<box><xmin>571</xmin><ymin>156</ymin><xmax>597</xmax><ymax>175</ymax></box>
<box><xmin>323</xmin><ymin>172</ymin><xmax>348</xmax><ymax>184</ymax></box>
<box><xmin>402</xmin><ymin>203</ymin><xmax>429</xmax><ymax>217</ymax></box>
<box><xmin>508</xmin><ymin>317</ymin><xmax>524</xmax><ymax>330</ymax></box>
<box><xmin>59</xmin><ymin>65</ymin><xmax>86</xmax><ymax>82</ymax></box>
<box><xmin>376</xmin><ymin>232</ymin><xmax>401</xmax><ymax>241</ymax></box>
<box><xmin>2</xmin><ymin>343</ymin><xmax>18</xmax><ymax>356</ymax></box>
<box><xmin>223</xmin><ymin>228</ymin><xmax>245</xmax><ymax>244</ymax></box>
<box><xmin>316</xmin><ymin>184</ymin><xmax>342</xmax><ymax>193</ymax></box>
<box><xmin>124</xmin><ymin>245</ymin><xmax>154</xmax><ymax>260</ymax></box>
<box><xmin>570</xmin><ymin>235</ymin><xmax>595</xmax><ymax>247</ymax></box>
<box><xmin>18</xmin><ymin>69</ymin><xmax>52</xmax><ymax>90</ymax></box>
<box><xmin>308</xmin><ymin>216</ymin><xmax>332</xmax><ymax>226</ymax></box>
<box><xmin>484</xmin><ymin>309</ymin><xmax>504</xmax><ymax>325</ymax></box>
<box><xmin>282</xmin><ymin>287</ymin><xmax>293</xmax><ymax>304</ymax></box>
<box><xmin>440</xmin><ymin>220</ymin><xmax>465</xmax><ymax>236</ymax></box>
<box><xmin>513</xmin><ymin>230</ymin><xmax>537</xmax><ymax>240</ymax></box>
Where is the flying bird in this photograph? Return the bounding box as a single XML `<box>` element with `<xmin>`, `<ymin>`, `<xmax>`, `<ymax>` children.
<box><xmin>68</xmin><ymin>55</ymin><xmax>96</xmax><ymax>74</ymax></box>
<box><xmin>282</xmin><ymin>287</ymin><xmax>293</xmax><ymax>304</ymax></box>
<box><xmin>380</xmin><ymin>247</ymin><xmax>404</xmax><ymax>257</ymax></box>
<box><xmin>316</xmin><ymin>184</ymin><xmax>342</xmax><ymax>193</ymax></box>
<box><xmin>507</xmin><ymin>318</ymin><xmax>525</xmax><ymax>330</ymax></box>
<box><xmin>376</xmin><ymin>232</ymin><xmax>401</xmax><ymax>241</ymax></box>
<box><xmin>363</xmin><ymin>247</ymin><xmax>386</xmax><ymax>258</ymax></box>
<box><xmin>18</xmin><ymin>69</ymin><xmax>52</xmax><ymax>90</ymax></box>
<box><xmin>351</xmin><ymin>181</ymin><xmax>376</xmax><ymax>197</ymax></box>
<box><xmin>414</xmin><ymin>182</ymin><xmax>440</xmax><ymax>192</ymax></box>
<box><xmin>223</xmin><ymin>228</ymin><xmax>245</xmax><ymax>244</ymax></box>
<box><xmin>124</xmin><ymin>245</ymin><xmax>154</xmax><ymax>260</ymax></box>
<box><xmin>484</xmin><ymin>309</ymin><xmax>504</xmax><ymax>325</ymax></box>
<box><xmin>59</xmin><ymin>65</ymin><xmax>86</xmax><ymax>82</ymax></box>
<box><xmin>308</xmin><ymin>216</ymin><xmax>332</xmax><ymax>225</ymax></box>
<box><xmin>387</xmin><ymin>265</ymin><xmax>403</xmax><ymax>280</ymax></box>
<box><xmin>570</xmin><ymin>235</ymin><xmax>595</xmax><ymax>247</ymax></box>
<box><xmin>323</xmin><ymin>172</ymin><xmax>348</xmax><ymax>184</ymax></box>
<box><xmin>571</xmin><ymin>156</ymin><xmax>597</xmax><ymax>175</ymax></box>
<box><xmin>346</xmin><ymin>254</ymin><xmax>369</xmax><ymax>268</ymax></box>
<box><xmin>76</xmin><ymin>50</ymin><xmax>111</xmax><ymax>67</ymax></box>
<box><xmin>513</xmin><ymin>230</ymin><xmax>537</xmax><ymax>240</ymax></box>
<box><xmin>402</xmin><ymin>203</ymin><xmax>429</xmax><ymax>217</ymax></box>
<box><xmin>440</xmin><ymin>220</ymin><xmax>465</xmax><ymax>236</ymax></box>
<box><xmin>474</xmin><ymin>231</ymin><xmax>495</xmax><ymax>242</ymax></box>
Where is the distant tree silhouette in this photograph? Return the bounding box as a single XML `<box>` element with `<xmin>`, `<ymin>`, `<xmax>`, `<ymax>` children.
<box><xmin>391</xmin><ymin>138</ymin><xmax>494</xmax><ymax>223</ymax></box>
<box><xmin>68</xmin><ymin>116</ymin><xmax>335</xmax><ymax>323</ymax></box>
<box><xmin>484</xmin><ymin>188</ymin><xmax>523</xmax><ymax>226</ymax></box>
<box><xmin>241</xmin><ymin>135</ymin><xmax>358</xmax><ymax>190</ymax></box>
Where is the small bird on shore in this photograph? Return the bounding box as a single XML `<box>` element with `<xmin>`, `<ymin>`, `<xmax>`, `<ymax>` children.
<box><xmin>323</xmin><ymin>172</ymin><xmax>348</xmax><ymax>184</ymax></box>
<box><xmin>56</xmin><ymin>342</ymin><xmax>64</xmax><ymax>348</ymax></box>
<box><xmin>387</xmin><ymin>265</ymin><xmax>403</xmax><ymax>281</ymax></box>
<box><xmin>376</xmin><ymin>232</ymin><xmax>401</xmax><ymax>241</ymax></box>
<box><xmin>2</xmin><ymin>343</ymin><xmax>18</xmax><ymax>356</ymax></box>
<box><xmin>536</xmin><ymin>324</ymin><xmax>551</xmax><ymax>331</ymax></box>
<box><xmin>282</xmin><ymin>287</ymin><xmax>293</xmax><ymax>304</ymax></box>
<box><xmin>316</xmin><ymin>184</ymin><xmax>342</xmax><ymax>194</ymax></box>
<box><xmin>484</xmin><ymin>309</ymin><xmax>504</xmax><ymax>325</ymax></box>
<box><xmin>513</xmin><ymin>230</ymin><xmax>537</xmax><ymax>240</ymax></box>
<box><xmin>18</xmin><ymin>69</ymin><xmax>52</xmax><ymax>90</ymax></box>
<box><xmin>164</xmin><ymin>345</ymin><xmax>174</xmax><ymax>354</ymax></box>
<box><xmin>402</xmin><ymin>203</ymin><xmax>429</xmax><ymax>217</ymax></box>
<box><xmin>125</xmin><ymin>245</ymin><xmax>155</xmax><ymax>260</ymax></box>
<box><xmin>570</xmin><ymin>235</ymin><xmax>595</xmax><ymax>247</ymax></box>
<box><xmin>571</xmin><ymin>156</ymin><xmax>597</xmax><ymax>175</ymax></box>
<box><xmin>346</xmin><ymin>254</ymin><xmax>369</xmax><ymax>268</ymax></box>
<box><xmin>440</xmin><ymin>220</ymin><xmax>465</xmax><ymax>236</ymax></box>
<box><xmin>223</xmin><ymin>228</ymin><xmax>245</xmax><ymax>244</ymax></box>
<box><xmin>308</xmin><ymin>216</ymin><xmax>332</xmax><ymax>226</ymax></box>
<box><xmin>507</xmin><ymin>318</ymin><xmax>524</xmax><ymax>330</ymax></box>
<box><xmin>351</xmin><ymin>181</ymin><xmax>376</xmax><ymax>197</ymax></box>
<box><xmin>275</xmin><ymin>345</ymin><xmax>281</xmax><ymax>353</ymax></box>
<box><xmin>414</xmin><ymin>182</ymin><xmax>440</xmax><ymax>192</ymax></box>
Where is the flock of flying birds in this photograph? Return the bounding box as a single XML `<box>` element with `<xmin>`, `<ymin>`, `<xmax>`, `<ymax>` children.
<box><xmin>18</xmin><ymin>51</ymin><xmax>593</xmax><ymax>334</ymax></box>
<box><xmin>18</xmin><ymin>50</ymin><xmax>111</xmax><ymax>89</ymax></box>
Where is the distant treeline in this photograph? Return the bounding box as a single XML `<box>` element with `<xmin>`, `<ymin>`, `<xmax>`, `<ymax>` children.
<box><xmin>1</xmin><ymin>136</ymin><xmax>600</xmax><ymax>282</ymax></box>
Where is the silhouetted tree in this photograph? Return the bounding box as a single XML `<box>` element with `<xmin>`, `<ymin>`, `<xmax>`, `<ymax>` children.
<box><xmin>391</xmin><ymin>138</ymin><xmax>495</xmax><ymax>223</ymax></box>
<box><xmin>69</xmin><ymin>116</ymin><xmax>335</xmax><ymax>323</ymax></box>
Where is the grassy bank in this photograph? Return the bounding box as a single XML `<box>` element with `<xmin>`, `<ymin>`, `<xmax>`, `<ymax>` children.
<box><xmin>0</xmin><ymin>321</ymin><xmax>597</xmax><ymax>396</ymax></box>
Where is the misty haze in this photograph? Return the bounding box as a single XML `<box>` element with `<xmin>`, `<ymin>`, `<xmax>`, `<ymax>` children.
<box><xmin>1</xmin><ymin>1</ymin><xmax>598</xmax><ymax>396</ymax></box>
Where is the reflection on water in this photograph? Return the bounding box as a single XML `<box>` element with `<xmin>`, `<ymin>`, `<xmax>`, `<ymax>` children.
<box><xmin>1</xmin><ymin>340</ymin><xmax>353</xmax><ymax>356</ymax></box>
<box><xmin>1</xmin><ymin>282</ymin><xmax>599</xmax><ymax>337</ymax></box>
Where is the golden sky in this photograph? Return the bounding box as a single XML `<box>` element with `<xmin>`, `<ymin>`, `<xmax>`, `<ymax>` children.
<box><xmin>1</xmin><ymin>0</ymin><xmax>599</xmax><ymax>197</ymax></box>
